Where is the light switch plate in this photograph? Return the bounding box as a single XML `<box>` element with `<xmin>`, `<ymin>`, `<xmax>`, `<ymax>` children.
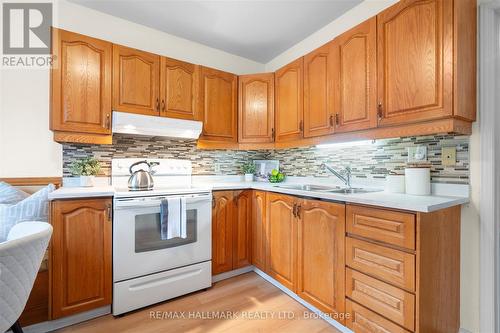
<box><xmin>442</xmin><ymin>147</ymin><xmax>456</xmax><ymax>166</ymax></box>
<box><xmin>407</xmin><ymin>146</ymin><xmax>427</xmax><ymax>163</ymax></box>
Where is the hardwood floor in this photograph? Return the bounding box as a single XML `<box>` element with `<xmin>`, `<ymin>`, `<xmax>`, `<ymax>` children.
<box><xmin>56</xmin><ymin>272</ymin><xmax>341</xmax><ymax>333</ymax></box>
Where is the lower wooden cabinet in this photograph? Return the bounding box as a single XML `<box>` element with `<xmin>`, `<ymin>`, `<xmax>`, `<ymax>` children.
<box><xmin>251</xmin><ymin>191</ymin><xmax>267</xmax><ymax>271</ymax></box>
<box><xmin>297</xmin><ymin>200</ymin><xmax>345</xmax><ymax>318</ymax></box>
<box><xmin>50</xmin><ymin>198</ymin><xmax>112</xmax><ymax>319</ymax></box>
<box><xmin>212</xmin><ymin>190</ymin><xmax>252</xmax><ymax>275</ymax></box>
<box><xmin>346</xmin><ymin>299</ymin><xmax>411</xmax><ymax>333</ymax></box>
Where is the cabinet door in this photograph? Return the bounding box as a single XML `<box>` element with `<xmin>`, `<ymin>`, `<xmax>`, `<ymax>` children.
<box><xmin>113</xmin><ymin>44</ymin><xmax>160</xmax><ymax>116</ymax></box>
<box><xmin>212</xmin><ymin>191</ymin><xmax>234</xmax><ymax>275</ymax></box>
<box><xmin>266</xmin><ymin>193</ymin><xmax>297</xmax><ymax>291</ymax></box>
<box><xmin>275</xmin><ymin>58</ymin><xmax>304</xmax><ymax>142</ymax></box>
<box><xmin>233</xmin><ymin>190</ymin><xmax>252</xmax><ymax>269</ymax></box>
<box><xmin>199</xmin><ymin>66</ymin><xmax>238</xmax><ymax>142</ymax></box>
<box><xmin>160</xmin><ymin>57</ymin><xmax>199</xmax><ymax>120</ymax></box>
<box><xmin>238</xmin><ymin>73</ymin><xmax>275</xmax><ymax>143</ymax></box>
<box><xmin>332</xmin><ymin>18</ymin><xmax>377</xmax><ymax>133</ymax></box>
<box><xmin>377</xmin><ymin>0</ymin><xmax>452</xmax><ymax>126</ymax></box>
<box><xmin>251</xmin><ymin>191</ymin><xmax>267</xmax><ymax>271</ymax></box>
<box><xmin>51</xmin><ymin>29</ymin><xmax>112</xmax><ymax>134</ymax></box>
<box><xmin>297</xmin><ymin>200</ymin><xmax>345</xmax><ymax>317</ymax></box>
<box><xmin>51</xmin><ymin>198</ymin><xmax>112</xmax><ymax>319</ymax></box>
<box><xmin>303</xmin><ymin>43</ymin><xmax>335</xmax><ymax>138</ymax></box>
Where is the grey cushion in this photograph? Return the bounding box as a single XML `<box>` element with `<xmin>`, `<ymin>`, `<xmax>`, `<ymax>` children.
<box><xmin>0</xmin><ymin>182</ymin><xmax>29</xmax><ymax>205</ymax></box>
<box><xmin>0</xmin><ymin>184</ymin><xmax>55</xmax><ymax>241</ymax></box>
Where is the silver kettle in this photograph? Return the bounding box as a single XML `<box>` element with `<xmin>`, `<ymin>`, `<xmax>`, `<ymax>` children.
<box><xmin>128</xmin><ymin>160</ymin><xmax>158</xmax><ymax>191</ymax></box>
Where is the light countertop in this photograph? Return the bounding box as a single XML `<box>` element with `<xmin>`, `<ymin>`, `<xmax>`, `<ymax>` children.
<box><xmin>49</xmin><ymin>177</ymin><xmax>469</xmax><ymax>213</ymax></box>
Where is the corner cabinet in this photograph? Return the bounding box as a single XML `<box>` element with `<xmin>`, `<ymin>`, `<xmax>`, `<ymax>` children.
<box><xmin>50</xmin><ymin>198</ymin><xmax>112</xmax><ymax>319</ymax></box>
<box><xmin>275</xmin><ymin>58</ymin><xmax>304</xmax><ymax>142</ymax></box>
<box><xmin>233</xmin><ymin>190</ymin><xmax>252</xmax><ymax>269</ymax></box>
<box><xmin>199</xmin><ymin>67</ymin><xmax>238</xmax><ymax>143</ymax></box>
<box><xmin>50</xmin><ymin>28</ymin><xmax>112</xmax><ymax>144</ymax></box>
<box><xmin>112</xmin><ymin>45</ymin><xmax>160</xmax><ymax>116</ymax></box>
<box><xmin>238</xmin><ymin>73</ymin><xmax>275</xmax><ymax>143</ymax></box>
<box><xmin>251</xmin><ymin>191</ymin><xmax>267</xmax><ymax>271</ymax></box>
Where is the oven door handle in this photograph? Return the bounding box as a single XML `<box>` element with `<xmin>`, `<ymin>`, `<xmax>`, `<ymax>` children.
<box><xmin>114</xmin><ymin>195</ymin><xmax>211</xmax><ymax>209</ymax></box>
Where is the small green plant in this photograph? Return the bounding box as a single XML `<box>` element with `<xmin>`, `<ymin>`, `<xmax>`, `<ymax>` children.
<box><xmin>70</xmin><ymin>157</ymin><xmax>101</xmax><ymax>176</ymax></box>
<box><xmin>242</xmin><ymin>162</ymin><xmax>256</xmax><ymax>175</ymax></box>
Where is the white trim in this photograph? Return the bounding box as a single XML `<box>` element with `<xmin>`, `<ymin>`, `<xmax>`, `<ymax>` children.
<box><xmin>479</xmin><ymin>3</ymin><xmax>500</xmax><ymax>333</ymax></box>
<box><xmin>22</xmin><ymin>306</ymin><xmax>110</xmax><ymax>333</ymax></box>
<box><xmin>212</xmin><ymin>265</ymin><xmax>254</xmax><ymax>282</ymax></box>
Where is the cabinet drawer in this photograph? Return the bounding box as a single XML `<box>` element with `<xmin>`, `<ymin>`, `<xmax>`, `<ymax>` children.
<box><xmin>347</xmin><ymin>205</ymin><xmax>415</xmax><ymax>250</ymax></box>
<box><xmin>346</xmin><ymin>268</ymin><xmax>415</xmax><ymax>331</ymax></box>
<box><xmin>346</xmin><ymin>237</ymin><xmax>415</xmax><ymax>291</ymax></box>
<box><xmin>346</xmin><ymin>300</ymin><xmax>411</xmax><ymax>333</ymax></box>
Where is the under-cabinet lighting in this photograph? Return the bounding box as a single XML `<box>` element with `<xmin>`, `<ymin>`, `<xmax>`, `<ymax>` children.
<box><xmin>316</xmin><ymin>139</ymin><xmax>375</xmax><ymax>149</ymax></box>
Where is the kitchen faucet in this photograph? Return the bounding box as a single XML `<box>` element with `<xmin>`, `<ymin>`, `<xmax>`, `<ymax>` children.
<box><xmin>321</xmin><ymin>163</ymin><xmax>352</xmax><ymax>188</ymax></box>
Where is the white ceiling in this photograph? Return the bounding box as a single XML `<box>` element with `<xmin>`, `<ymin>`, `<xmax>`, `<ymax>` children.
<box><xmin>68</xmin><ymin>0</ymin><xmax>362</xmax><ymax>63</ymax></box>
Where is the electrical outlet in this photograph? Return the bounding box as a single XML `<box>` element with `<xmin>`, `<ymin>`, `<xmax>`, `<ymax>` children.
<box><xmin>407</xmin><ymin>146</ymin><xmax>427</xmax><ymax>163</ymax></box>
<box><xmin>214</xmin><ymin>163</ymin><xmax>221</xmax><ymax>174</ymax></box>
<box><xmin>442</xmin><ymin>147</ymin><xmax>456</xmax><ymax>166</ymax></box>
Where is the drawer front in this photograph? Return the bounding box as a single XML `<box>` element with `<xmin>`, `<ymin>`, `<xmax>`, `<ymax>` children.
<box><xmin>347</xmin><ymin>205</ymin><xmax>415</xmax><ymax>250</ymax></box>
<box><xmin>346</xmin><ymin>268</ymin><xmax>415</xmax><ymax>331</ymax></box>
<box><xmin>346</xmin><ymin>300</ymin><xmax>412</xmax><ymax>333</ymax></box>
<box><xmin>346</xmin><ymin>237</ymin><xmax>415</xmax><ymax>291</ymax></box>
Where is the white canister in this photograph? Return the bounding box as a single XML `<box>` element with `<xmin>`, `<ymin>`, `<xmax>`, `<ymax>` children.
<box><xmin>405</xmin><ymin>167</ymin><xmax>431</xmax><ymax>195</ymax></box>
<box><xmin>385</xmin><ymin>175</ymin><xmax>406</xmax><ymax>193</ymax></box>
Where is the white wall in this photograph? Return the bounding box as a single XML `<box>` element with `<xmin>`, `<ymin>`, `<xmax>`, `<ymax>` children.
<box><xmin>0</xmin><ymin>0</ymin><xmax>264</xmax><ymax>178</ymax></box>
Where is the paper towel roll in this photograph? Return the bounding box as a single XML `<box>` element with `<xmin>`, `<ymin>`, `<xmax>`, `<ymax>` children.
<box><xmin>405</xmin><ymin>167</ymin><xmax>431</xmax><ymax>195</ymax></box>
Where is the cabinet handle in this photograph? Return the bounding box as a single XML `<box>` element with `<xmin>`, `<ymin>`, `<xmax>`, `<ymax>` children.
<box><xmin>329</xmin><ymin>115</ymin><xmax>334</xmax><ymax>127</ymax></box>
<box><xmin>106</xmin><ymin>204</ymin><xmax>112</xmax><ymax>221</ymax></box>
<box><xmin>271</xmin><ymin>128</ymin><xmax>275</xmax><ymax>140</ymax></box>
<box><xmin>161</xmin><ymin>99</ymin><xmax>165</xmax><ymax>113</ymax></box>
<box><xmin>296</xmin><ymin>204</ymin><xmax>301</xmax><ymax>219</ymax></box>
<box><xmin>299</xmin><ymin>120</ymin><xmax>303</xmax><ymax>132</ymax></box>
<box><xmin>377</xmin><ymin>102</ymin><xmax>383</xmax><ymax>120</ymax></box>
<box><xmin>292</xmin><ymin>203</ymin><xmax>297</xmax><ymax>217</ymax></box>
<box><xmin>212</xmin><ymin>199</ymin><xmax>216</xmax><ymax>209</ymax></box>
<box><xmin>105</xmin><ymin>113</ymin><xmax>111</xmax><ymax>129</ymax></box>
<box><xmin>156</xmin><ymin>98</ymin><xmax>160</xmax><ymax>112</ymax></box>
<box><xmin>335</xmin><ymin>113</ymin><xmax>339</xmax><ymax>126</ymax></box>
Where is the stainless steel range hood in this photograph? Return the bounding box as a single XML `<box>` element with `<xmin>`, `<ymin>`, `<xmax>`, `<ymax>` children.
<box><xmin>112</xmin><ymin>111</ymin><xmax>203</xmax><ymax>139</ymax></box>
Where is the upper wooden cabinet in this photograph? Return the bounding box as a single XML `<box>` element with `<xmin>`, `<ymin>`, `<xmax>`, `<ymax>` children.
<box><xmin>377</xmin><ymin>0</ymin><xmax>461</xmax><ymax>126</ymax></box>
<box><xmin>238</xmin><ymin>73</ymin><xmax>275</xmax><ymax>143</ymax></box>
<box><xmin>303</xmin><ymin>43</ymin><xmax>335</xmax><ymax>138</ymax></box>
<box><xmin>275</xmin><ymin>58</ymin><xmax>304</xmax><ymax>142</ymax></box>
<box><xmin>51</xmin><ymin>198</ymin><xmax>112</xmax><ymax>319</ymax></box>
<box><xmin>113</xmin><ymin>45</ymin><xmax>160</xmax><ymax>116</ymax></box>
<box><xmin>199</xmin><ymin>66</ymin><xmax>238</xmax><ymax>142</ymax></box>
<box><xmin>297</xmin><ymin>200</ymin><xmax>345</xmax><ymax>318</ymax></box>
<box><xmin>160</xmin><ymin>57</ymin><xmax>199</xmax><ymax>120</ymax></box>
<box><xmin>266</xmin><ymin>193</ymin><xmax>297</xmax><ymax>291</ymax></box>
<box><xmin>50</xmin><ymin>29</ymin><xmax>112</xmax><ymax>143</ymax></box>
<box><xmin>331</xmin><ymin>18</ymin><xmax>377</xmax><ymax>133</ymax></box>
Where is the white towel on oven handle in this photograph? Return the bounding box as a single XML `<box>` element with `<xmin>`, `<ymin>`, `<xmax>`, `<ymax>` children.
<box><xmin>166</xmin><ymin>197</ymin><xmax>181</xmax><ymax>239</ymax></box>
<box><xmin>180</xmin><ymin>197</ymin><xmax>187</xmax><ymax>238</ymax></box>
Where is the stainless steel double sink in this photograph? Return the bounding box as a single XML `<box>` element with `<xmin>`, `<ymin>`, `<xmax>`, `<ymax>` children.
<box><xmin>273</xmin><ymin>183</ymin><xmax>382</xmax><ymax>194</ymax></box>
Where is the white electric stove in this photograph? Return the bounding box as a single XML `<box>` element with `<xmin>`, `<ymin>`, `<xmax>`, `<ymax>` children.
<box><xmin>111</xmin><ymin>158</ymin><xmax>212</xmax><ymax>315</ymax></box>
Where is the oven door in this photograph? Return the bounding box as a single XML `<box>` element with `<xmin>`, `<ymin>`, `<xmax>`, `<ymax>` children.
<box><xmin>113</xmin><ymin>193</ymin><xmax>211</xmax><ymax>282</ymax></box>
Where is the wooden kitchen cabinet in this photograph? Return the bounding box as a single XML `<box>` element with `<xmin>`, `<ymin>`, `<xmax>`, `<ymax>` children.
<box><xmin>212</xmin><ymin>191</ymin><xmax>234</xmax><ymax>275</ymax></box>
<box><xmin>376</xmin><ymin>0</ymin><xmax>476</xmax><ymax>126</ymax></box>
<box><xmin>266</xmin><ymin>193</ymin><xmax>297</xmax><ymax>291</ymax></box>
<box><xmin>238</xmin><ymin>73</ymin><xmax>275</xmax><ymax>143</ymax></box>
<box><xmin>199</xmin><ymin>66</ymin><xmax>238</xmax><ymax>143</ymax></box>
<box><xmin>251</xmin><ymin>191</ymin><xmax>267</xmax><ymax>271</ymax></box>
<box><xmin>51</xmin><ymin>198</ymin><xmax>112</xmax><ymax>319</ymax></box>
<box><xmin>112</xmin><ymin>44</ymin><xmax>160</xmax><ymax>116</ymax></box>
<box><xmin>160</xmin><ymin>57</ymin><xmax>199</xmax><ymax>120</ymax></box>
<box><xmin>50</xmin><ymin>28</ymin><xmax>113</xmax><ymax>144</ymax></box>
<box><xmin>331</xmin><ymin>18</ymin><xmax>377</xmax><ymax>133</ymax></box>
<box><xmin>303</xmin><ymin>42</ymin><xmax>335</xmax><ymax>138</ymax></box>
<box><xmin>296</xmin><ymin>200</ymin><xmax>345</xmax><ymax>317</ymax></box>
<box><xmin>233</xmin><ymin>190</ymin><xmax>252</xmax><ymax>269</ymax></box>
<box><xmin>275</xmin><ymin>58</ymin><xmax>304</xmax><ymax>142</ymax></box>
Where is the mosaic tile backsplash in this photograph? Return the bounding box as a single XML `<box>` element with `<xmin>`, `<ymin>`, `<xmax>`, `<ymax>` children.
<box><xmin>63</xmin><ymin>133</ymin><xmax>469</xmax><ymax>184</ymax></box>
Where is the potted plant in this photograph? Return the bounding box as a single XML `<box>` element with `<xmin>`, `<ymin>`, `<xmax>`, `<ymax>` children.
<box><xmin>69</xmin><ymin>157</ymin><xmax>101</xmax><ymax>187</ymax></box>
<box><xmin>242</xmin><ymin>162</ymin><xmax>256</xmax><ymax>182</ymax></box>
